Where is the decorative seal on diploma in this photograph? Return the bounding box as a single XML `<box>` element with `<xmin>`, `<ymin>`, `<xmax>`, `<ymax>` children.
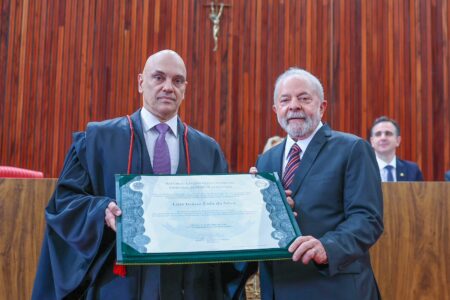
<box><xmin>115</xmin><ymin>173</ymin><xmax>301</xmax><ymax>264</ymax></box>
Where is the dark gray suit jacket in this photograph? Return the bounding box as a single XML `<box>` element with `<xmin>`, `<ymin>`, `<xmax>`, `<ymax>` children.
<box><xmin>256</xmin><ymin>124</ymin><xmax>384</xmax><ymax>300</ymax></box>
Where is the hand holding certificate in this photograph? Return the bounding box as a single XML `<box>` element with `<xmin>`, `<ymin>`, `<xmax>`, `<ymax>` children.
<box><xmin>115</xmin><ymin>173</ymin><xmax>301</xmax><ymax>264</ymax></box>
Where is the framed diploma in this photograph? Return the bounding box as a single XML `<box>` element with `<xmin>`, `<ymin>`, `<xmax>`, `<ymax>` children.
<box><xmin>115</xmin><ymin>173</ymin><xmax>301</xmax><ymax>264</ymax></box>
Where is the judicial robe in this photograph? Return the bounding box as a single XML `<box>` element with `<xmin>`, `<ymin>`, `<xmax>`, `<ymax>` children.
<box><xmin>32</xmin><ymin>110</ymin><xmax>245</xmax><ymax>300</ymax></box>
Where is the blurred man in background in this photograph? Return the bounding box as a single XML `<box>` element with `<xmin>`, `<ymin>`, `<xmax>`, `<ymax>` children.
<box><xmin>370</xmin><ymin>116</ymin><xmax>424</xmax><ymax>182</ymax></box>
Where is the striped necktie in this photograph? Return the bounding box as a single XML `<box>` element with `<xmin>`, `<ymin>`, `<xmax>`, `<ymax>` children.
<box><xmin>282</xmin><ymin>144</ymin><xmax>302</xmax><ymax>189</ymax></box>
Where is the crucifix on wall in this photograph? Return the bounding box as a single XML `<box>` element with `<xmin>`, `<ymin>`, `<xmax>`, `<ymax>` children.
<box><xmin>204</xmin><ymin>1</ymin><xmax>231</xmax><ymax>51</ymax></box>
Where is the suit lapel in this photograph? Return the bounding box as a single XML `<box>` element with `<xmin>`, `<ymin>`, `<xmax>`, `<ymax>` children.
<box><xmin>130</xmin><ymin>110</ymin><xmax>153</xmax><ymax>174</ymax></box>
<box><xmin>176</xmin><ymin>119</ymin><xmax>188</xmax><ymax>174</ymax></box>
<box><xmin>289</xmin><ymin>124</ymin><xmax>331</xmax><ymax>196</ymax></box>
<box><xmin>270</xmin><ymin>140</ymin><xmax>286</xmax><ymax>178</ymax></box>
<box><xmin>396</xmin><ymin>158</ymin><xmax>406</xmax><ymax>181</ymax></box>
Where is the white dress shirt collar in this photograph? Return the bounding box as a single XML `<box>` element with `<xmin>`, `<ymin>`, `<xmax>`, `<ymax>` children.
<box><xmin>376</xmin><ymin>156</ymin><xmax>397</xmax><ymax>169</ymax></box>
<box><xmin>283</xmin><ymin>122</ymin><xmax>323</xmax><ymax>173</ymax></box>
<box><xmin>376</xmin><ymin>156</ymin><xmax>397</xmax><ymax>182</ymax></box>
<box><xmin>285</xmin><ymin>122</ymin><xmax>323</xmax><ymax>159</ymax></box>
<box><xmin>140</xmin><ymin>107</ymin><xmax>178</xmax><ymax>137</ymax></box>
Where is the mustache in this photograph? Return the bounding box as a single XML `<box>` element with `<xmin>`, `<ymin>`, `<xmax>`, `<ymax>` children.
<box><xmin>286</xmin><ymin>112</ymin><xmax>307</xmax><ymax>119</ymax></box>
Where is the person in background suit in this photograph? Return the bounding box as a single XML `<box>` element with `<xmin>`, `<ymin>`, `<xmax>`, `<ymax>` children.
<box><xmin>370</xmin><ymin>116</ymin><xmax>424</xmax><ymax>182</ymax></box>
<box><xmin>263</xmin><ymin>136</ymin><xmax>284</xmax><ymax>153</ymax></box>
<box><xmin>445</xmin><ymin>170</ymin><xmax>450</xmax><ymax>181</ymax></box>
<box><xmin>252</xmin><ymin>68</ymin><xmax>383</xmax><ymax>299</ymax></box>
<box><xmin>32</xmin><ymin>49</ymin><xmax>245</xmax><ymax>300</ymax></box>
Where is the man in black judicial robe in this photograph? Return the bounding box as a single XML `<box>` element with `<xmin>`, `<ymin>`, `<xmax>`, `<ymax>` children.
<box><xmin>32</xmin><ymin>50</ymin><xmax>246</xmax><ymax>299</ymax></box>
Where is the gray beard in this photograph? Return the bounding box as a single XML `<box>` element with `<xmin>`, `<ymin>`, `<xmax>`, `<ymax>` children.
<box><xmin>278</xmin><ymin>112</ymin><xmax>316</xmax><ymax>139</ymax></box>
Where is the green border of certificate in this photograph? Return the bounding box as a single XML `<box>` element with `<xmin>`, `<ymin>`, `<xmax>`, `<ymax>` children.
<box><xmin>115</xmin><ymin>173</ymin><xmax>301</xmax><ymax>264</ymax></box>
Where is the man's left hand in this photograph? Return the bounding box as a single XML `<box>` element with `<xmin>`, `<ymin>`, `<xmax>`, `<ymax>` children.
<box><xmin>288</xmin><ymin>235</ymin><xmax>328</xmax><ymax>265</ymax></box>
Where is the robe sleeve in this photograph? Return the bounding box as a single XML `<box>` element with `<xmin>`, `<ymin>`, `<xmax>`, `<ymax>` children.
<box><xmin>33</xmin><ymin>132</ymin><xmax>115</xmax><ymax>299</ymax></box>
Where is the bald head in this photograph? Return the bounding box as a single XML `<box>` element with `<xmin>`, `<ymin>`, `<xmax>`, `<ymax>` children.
<box><xmin>143</xmin><ymin>50</ymin><xmax>187</xmax><ymax>78</ymax></box>
<box><xmin>138</xmin><ymin>49</ymin><xmax>188</xmax><ymax>121</ymax></box>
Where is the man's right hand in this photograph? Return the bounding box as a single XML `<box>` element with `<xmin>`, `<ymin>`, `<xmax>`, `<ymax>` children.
<box><xmin>105</xmin><ymin>201</ymin><xmax>122</xmax><ymax>232</ymax></box>
<box><xmin>284</xmin><ymin>189</ymin><xmax>297</xmax><ymax>216</ymax></box>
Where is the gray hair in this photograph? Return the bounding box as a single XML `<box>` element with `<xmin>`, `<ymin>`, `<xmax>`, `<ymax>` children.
<box><xmin>273</xmin><ymin>68</ymin><xmax>324</xmax><ymax>103</ymax></box>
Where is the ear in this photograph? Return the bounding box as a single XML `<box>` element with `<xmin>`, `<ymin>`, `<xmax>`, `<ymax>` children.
<box><xmin>396</xmin><ymin>135</ymin><xmax>401</xmax><ymax>147</ymax></box>
<box><xmin>181</xmin><ymin>81</ymin><xmax>188</xmax><ymax>99</ymax></box>
<box><xmin>320</xmin><ymin>99</ymin><xmax>328</xmax><ymax>116</ymax></box>
<box><xmin>370</xmin><ymin>136</ymin><xmax>375</xmax><ymax>147</ymax></box>
<box><xmin>138</xmin><ymin>74</ymin><xmax>144</xmax><ymax>93</ymax></box>
<box><xmin>272</xmin><ymin>104</ymin><xmax>277</xmax><ymax>114</ymax></box>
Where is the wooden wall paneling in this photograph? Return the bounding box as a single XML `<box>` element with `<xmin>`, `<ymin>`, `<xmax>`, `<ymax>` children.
<box><xmin>398</xmin><ymin>0</ymin><xmax>408</xmax><ymax>144</ymax></box>
<box><xmin>387</xmin><ymin>0</ymin><xmax>394</xmax><ymax>121</ymax></box>
<box><xmin>228</xmin><ymin>0</ymin><xmax>241</xmax><ymax>170</ymax></box>
<box><xmin>422</xmin><ymin>0</ymin><xmax>433</xmax><ymax>179</ymax></box>
<box><xmin>70</xmin><ymin>0</ymin><xmax>81</xmax><ymax>139</ymax></box>
<box><xmin>78</xmin><ymin>0</ymin><xmax>89</xmax><ymax>128</ymax></box>
<box><xmin>401</xmin><ymin>0</ymin><xmax>411</xmax><ymax>162</ymax></box>
<box><xmin>180</xmin><ymin>0</ymin><xmax>190</xmax><ymax>124</ymax></box>
<box><xmin>35</xmin><ymin>0</ymin><xmax>47</xmax><ymax>172</ymax></box>
<box><xmin>0</xmin><ymin>0</ymin><xmax>9</xmax><ymax>124</ymax></box>
<box><xmin>263</xmin><ymin>0</ymin><xmax>272</xmax><ymax>146</ymax></box>
<box><xmin>246</xmin><ymin>0</ymin><xmax>256</xmax><ymax>169</ymax></box>
<box><xmin>2</xmin><ymin>0</ymin><xmax>15</xmax><ymax>165</ymax></box>
<box><xmin>30</xmin><ymin>0</ymin><xmax>38</xmax><ymax>167</ymax></box>
<box><xmin>223</xmin><ymin>0</ymin><xmax>234</xmax><ymax>166</ymax></box>
<box><xmin>203</xmin><ymin>2</ymin><xmax>212</xmax><ymax>139</ymax></box>
<box><xmin>253</xmin><ymin>0</ymin><xmax>262</xmax><ymax>159</ymax></box>
<box><xmin>90</xmin><ymin>0</ymin><xmax>100</xmax><ymax>120</ymax></box>
<box><xmin>0</xmin><ymin>0</ymin><xmax>450</xmax><ymax>179</ymax></box>
<box><xmin>446</xmin><ymin>0</ymin><xmax>450</xmax><ymax>175</ymax></box>
<box><xmin>14</xmin><ymin>0</ymin><xmax>26</xmax><ymax>166</ymax></box>
<box><xmin>40</xmin><ymin>0</ymin><xmax>54</xmax><ymax>177</ymax></box>
<box><xmin>431</xmin><ymin>0</ymin><xmax>449</xmax><ymax>180</ymax></box>
<box><xmin>0</xmin><ymin>0</ymin><xmax>7</xmax><ymax>159</ymax></box>
<box><xmin>237</xmin><ymin>1</ymin><xmax>248</xmax><ymax>171</ymax></box>
<box><xmin>360</xmin><ymin>0</ymin><xmax>367</xmax><ymax>136</ymax></box>
<box><xmin>131</xmin><ymin>0</ymin><xmax>142</xmax><ymax>114</ymax></box>
<box><xmin>342</xmin><ymin>0</ymin><xmax>350</xmax><ymax>132</ymax></box>
<box><xmin>29</xmin><ymin>0</ymin><xmax>39</xmax><ymax>172</ymax></box>
<box><xmin>21</xmin><ymin>0</ymin><xmax>33</xmax><ymax>170</ymax></box>
<box><xmin>329</xmin><ymin>0</ymin><xmax>339</xmax><ymax>130</ymax></box>
<box><xmin>263</xmin><ymin>0</ymin><xmax>273</xmax><ymax>153</ymax></box>
<box><xmin>409</xmin><ymin>0</ymin><xmax>417</xmax><ymax>162</ymax></box>
<box><xmin>52</xmin><ymin>1</ymin><xmax>63</xmax><ymax>176</ymax></box>
<box><xmin>132</xmin><ymin>0</ymin><xmax>143</xmax><ymax>114</ymax></box>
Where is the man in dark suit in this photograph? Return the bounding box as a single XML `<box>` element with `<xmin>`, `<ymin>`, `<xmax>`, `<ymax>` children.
<box><xmin>445</xmin><ymin>170</ymin><xmax>450</xmax><ymax>181</ymax></box>
<box><xmin>370</xmin><ymin>116</ymin><xmax>424</xmax><ymax>181</ymax></box>
<box><xmin>253</xmin><ymin>68</ymin><xmax>383</xmax><ymax>299</ymax></box>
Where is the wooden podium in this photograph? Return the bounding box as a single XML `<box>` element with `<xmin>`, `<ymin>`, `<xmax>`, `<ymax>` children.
<box><xmin>371</xmin><ymin>182</ymin><xmax>449</xmax><ymax>300</ymax></box>
<box><xmin>0</xmin><ymin>179</ymin><xmax>56</xmax><ymax>300</ymax></box>
<box><xmin>0</xmin><ymin>179</ymin><xmax>448</xmax><ymax>299</ymax></box>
